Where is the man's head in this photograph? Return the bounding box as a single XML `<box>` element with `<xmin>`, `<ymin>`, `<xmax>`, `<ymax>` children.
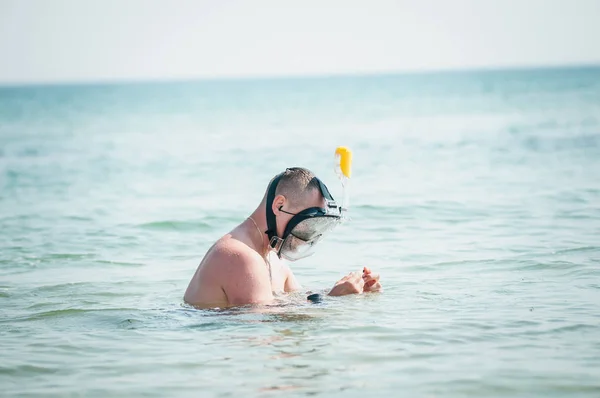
<box><xmin>263</xmin><ymin>166</ymin><xmax>344</xmax><ymax>261</ymax></box>
<box><xmin>269</xmin><ymin>167</ymin><xmax>326</xmax><ymax>238</ymax></box>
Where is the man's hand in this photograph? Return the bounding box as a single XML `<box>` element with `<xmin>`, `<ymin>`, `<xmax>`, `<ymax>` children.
<box><xmin>362</xmin><ymin>266</ymin><xmax>382</xmax><ymax>293</ymax></box>
<box><xmin>328</xmin><ymin>272</ymin><xmax>365</xmax><ymax>296</ymax></box>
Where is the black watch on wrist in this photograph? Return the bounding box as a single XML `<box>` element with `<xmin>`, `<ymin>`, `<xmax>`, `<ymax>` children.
<box><xmin>307</xmin><ymin>293</ymin><xmax>323</xmax><ymax>303</ymax></box>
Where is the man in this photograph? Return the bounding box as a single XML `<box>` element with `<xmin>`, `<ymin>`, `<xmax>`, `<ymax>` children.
<box><xmin>184</xmin><ymin>167</ymin><xmax>382</xmax><ymax>308</ymax></box>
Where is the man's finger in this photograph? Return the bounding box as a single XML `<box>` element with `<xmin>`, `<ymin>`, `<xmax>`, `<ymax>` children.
<box><xmin>368</xmin><ymin>282</ymin><xmax>382</xmax><ymax>292</ymax></box>
<box><xmin>363</xmin><ymin>273</ymin><xmax>380</xmax><ymax>282</ymax></box>
<box><xmin>364</xmin><ymin>281</ymin><xmax>382</xmax><ymax>292</ymax></box>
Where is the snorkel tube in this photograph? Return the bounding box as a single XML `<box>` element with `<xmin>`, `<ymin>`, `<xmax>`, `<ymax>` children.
<box><xmin>334</xmin><ymin>146</ymin><xmax>352</xmax><ymax>212</ymax></box>
<box><xmin>305</xmin><ymin>146</ymin><xmax>353</xmax><ymax>304</ymax></box>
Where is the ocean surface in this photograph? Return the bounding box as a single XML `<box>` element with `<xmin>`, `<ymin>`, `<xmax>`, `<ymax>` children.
<box><xmin>1</xmin><ymin>67</ymin><xmax>599</xmax><ymax>397</ymax></box>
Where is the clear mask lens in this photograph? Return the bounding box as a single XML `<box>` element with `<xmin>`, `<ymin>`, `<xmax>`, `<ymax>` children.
<box><xmin>279</xmin><ymin>234</ymin><xmax>321</xmax><ymax>261</ymax></box>
<box><xmin>272</xmin><ymin>216</ymin><xmax>340</xmax><ymax>261</ymax></box>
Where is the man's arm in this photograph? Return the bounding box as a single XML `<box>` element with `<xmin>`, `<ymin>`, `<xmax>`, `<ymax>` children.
<box><xmin>283</xmin><ymin>264</ymin><xmax>302</xmax><ymax>292</ymax></box>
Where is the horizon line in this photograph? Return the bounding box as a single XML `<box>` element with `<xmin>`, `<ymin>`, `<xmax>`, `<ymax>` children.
<box><xmin>1</xmin><ymin>61</ymin><xmax>599</xmax><ymax>88</ymax></box>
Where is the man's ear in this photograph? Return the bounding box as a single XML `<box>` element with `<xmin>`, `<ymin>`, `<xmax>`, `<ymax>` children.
<box><xmin>271</xmin><ymin>194</ymin><xmax>286</xmax><ymax>215</ymax></box>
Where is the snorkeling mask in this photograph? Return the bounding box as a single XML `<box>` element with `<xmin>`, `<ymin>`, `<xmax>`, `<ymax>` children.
<box><xmin>265</xmin><ymin>147</ymin><xmax>353</xmax><ymax>261</ymax></box>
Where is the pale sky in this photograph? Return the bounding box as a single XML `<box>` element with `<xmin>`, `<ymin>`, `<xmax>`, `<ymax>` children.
<box><xmin>1</xmin><ymin>0</ymin><xmax>599</xmax><ymax>84</ymax></box>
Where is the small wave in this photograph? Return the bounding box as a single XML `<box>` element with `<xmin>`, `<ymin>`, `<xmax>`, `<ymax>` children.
<box><xmin>137</xmin><ymin>220</ymin><xmax>213</xmax><ymax>231</ymax></box>
<box><xmin>518</xmin><ymin>323</ymin><xmax>598</xmax><ymax>337</ymax></box>
<box><xmin>417</xmin><ymin>257</ymin><xmax>503</xmax><ymax>269</ymax></box>
<box><xmin>63</xmin><ymin>215</ymin><xmax>94</xmax><ymax>222</ymax></box>
<box><xmin>17</xmin><ymin>308</ymin><xmax>91</xmax><ymax>322</ymax></box>
<box><xmin>31</xmin><ymin>281</ymin><xmax>92</xmax><ymax>293</ymax></box>
<box><xmin>554</xmin><ymin>246</ymin><xmax>599</xmax><ymax>254</ymax></box>
<box><xmin>550</xmin><ymin>323</ymin><xmax>599</xmax><ymax>333</ymax></box>
<box><xmin>16</xmin><ymin>307</ymin><xmax>140</xmax><ymax>322</ymax></box>
<box><xmin>0</xmin><ymin>365</ymin><xmax>59</xmax><ymax>376</ymax></box>
<box><xmin>353</xmin><ymin>204</ymin><xmax>400</xmax><ymax>212</ymax></box>
<box><xmin>44</xmin><ymin>253</ymin><xmax>96</xmax><ymax>260</ymax></box>
<box><xmin>32</xmin><ymin>280</ymin><xmax>140</xmax><ymax>293</ymax></box>
<box><xmin>186</xmin><ymin>321</ymin><xmax>225</xmax><ymax>330</ymax></box>
<box><xmin>95</xmin><ymin>260</ymin><xmax>144</xmax><ymax>267</ymax></box>
<box><xmin>516</xmin><ymin>260</ymin><xmax>584</xmax><ymax>271</ymax></box>
<box><xmin>520</xmin><ymin>132</ymin><xmax>600</xmax><ymax>153</ymax></box>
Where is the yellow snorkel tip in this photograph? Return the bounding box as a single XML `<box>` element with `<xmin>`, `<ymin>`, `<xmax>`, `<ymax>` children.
<box><xmin>334</xmin><ymin>146</ymin><xmax>352</xmax><ymax>214</ymax></box>
<box><xmin>335</xmin><ymin>146</ymin><xmax>352</xmax><ymax>179</ymax></box>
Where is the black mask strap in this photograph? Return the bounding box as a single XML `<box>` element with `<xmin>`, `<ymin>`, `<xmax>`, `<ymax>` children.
<box><xmin>313</xmin><ymin>177</ymin><xmax>336</xmax><ymax>205</ymax></box>
<box><xmin>265</xmin><ymin>172</ymin><xmax>284</xmax><ymax>247</ymax></box>
<box><xmin>266</xmin><ymin>172</ymin><xmax>337</xmax><ymax>248</ymax></box>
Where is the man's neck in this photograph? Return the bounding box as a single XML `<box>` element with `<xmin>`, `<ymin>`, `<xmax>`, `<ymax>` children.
<box><xmin>246</xmin><ymin>211</ymin><xmax>268</xmax><ymax>256</ymax></box>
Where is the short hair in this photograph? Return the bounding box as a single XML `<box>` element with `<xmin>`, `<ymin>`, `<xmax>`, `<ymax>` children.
<box><xmin>274</xmin><ymin>167</ymin><xmax>321</xmax><ymax>207</ymax></box>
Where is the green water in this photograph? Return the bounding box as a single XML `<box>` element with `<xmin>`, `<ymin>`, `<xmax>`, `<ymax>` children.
<box><xmin>1</xmin><ymin>67</ymin><xmax>600</xmax><ymax>397</ymax></box>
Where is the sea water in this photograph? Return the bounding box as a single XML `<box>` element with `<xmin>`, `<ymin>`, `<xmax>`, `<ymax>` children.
<box><xmin>1</xmin><ymin>67</ymin><xmax>600</xmax><ymax>397</ymax></box>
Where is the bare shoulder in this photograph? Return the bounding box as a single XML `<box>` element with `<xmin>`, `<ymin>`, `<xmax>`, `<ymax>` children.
<box><xmin>207</xmin><ymin>236</ymin><xmax>272</xmax><ymax>305</ymax></box>
<box><xmin>207</xmin><ymin>236</ymin><xmax>265</xmax><ymax>273</ymax></box>
<box><xmin>200</xmin><ymin>236</ymin><xmax>271</xmax><ymax>293</ymax></box>
<box><xmin>184</xmin><ymin>235</ymin><xmax>261</xmax><ymax>307</ymax></box>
